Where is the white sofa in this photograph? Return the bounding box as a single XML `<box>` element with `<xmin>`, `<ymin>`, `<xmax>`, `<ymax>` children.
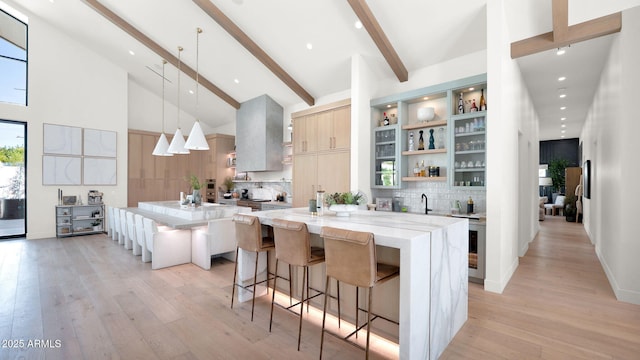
<box><xmin>191</xmin><ymin>206</ymin><xmax>251</xmax><ymax>270</ymax></box>
<box><xmin>143</xmin><ymin>217</ymin><xmax>192</xmax><ymax>270</ymax></box>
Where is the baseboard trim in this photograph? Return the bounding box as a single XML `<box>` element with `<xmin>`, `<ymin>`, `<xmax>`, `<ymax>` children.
<box><xmin>484</xmin><ymin>256</ymin><xmax>519</xmax><ymax>294</ymax></box>
<box><xmin>596</xmin><ymin>246</ymin><xmax>640</xmax><ymax>305</ymax></box>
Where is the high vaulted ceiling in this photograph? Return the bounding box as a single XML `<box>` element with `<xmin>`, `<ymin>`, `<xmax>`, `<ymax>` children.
<box><xmin>5</xmin><ymin>0</ymin><xmax>638</xmax><ymax>140</ymax></box>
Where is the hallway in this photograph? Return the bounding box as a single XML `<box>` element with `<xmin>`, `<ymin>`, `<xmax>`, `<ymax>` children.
<box><xmin>442</xmin><ymin>216</ymin><xmax>640</xmax><ymax>358</ymax></box>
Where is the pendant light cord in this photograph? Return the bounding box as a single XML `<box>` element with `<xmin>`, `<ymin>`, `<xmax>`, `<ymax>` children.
<box><xmin>196</xmin><ymin>28</ymin><xmax>201</xmax><ymax>120</ymax></box>
<box><xmin>161</xmin><ymin>59</ymin><xmax>166</xmax><ymax>134</ymax></box>
<box><xmin>177</xmin><ymin>46</ymin><xmax>183</xmax><ymax>129</ymax></box>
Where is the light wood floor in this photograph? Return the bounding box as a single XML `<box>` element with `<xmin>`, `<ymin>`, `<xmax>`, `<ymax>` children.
<box><xmin>1</xmin><ymin>217</ymin><xmax>639</xmax><ymax>359</ymax></box>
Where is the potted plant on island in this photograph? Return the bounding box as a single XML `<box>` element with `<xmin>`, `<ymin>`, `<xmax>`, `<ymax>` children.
<box><xmin>223</xmin><ymin>176</ymin><xmax>235</xmax><ymax>199</ymax></box>
<box><xmin>188</xmin><ymin>174</ymin><xmax>202</xmax><ymax>205</ymax></box>
<box><xmin>326</xmin><ymin>191</ymin><xmax>366</xmax><ymax>217</ymax></box>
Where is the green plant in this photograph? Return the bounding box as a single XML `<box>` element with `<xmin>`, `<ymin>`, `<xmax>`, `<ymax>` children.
<box><xmin>188</xmin><ymin>174</ymin><xmax>201</xmax><ymax>190</ymax></box>
<box><xmin>548</xmin><ymin>158</ymin><xmax>570</xmax><ymax>193</ymax></box>
<box><xmin>223</xmin><ymin>176</ymin><xmax>235</xmax><ymax>192</ymax></box>
<box><xmin>326</xmin><ymin>191</ymin><xmax>366</xmax><ymax>205</ymax></box>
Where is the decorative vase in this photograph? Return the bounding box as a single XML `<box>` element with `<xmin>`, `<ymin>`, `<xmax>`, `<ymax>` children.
<box><xmin>329</xmin><ymin>204</ymin><xmax>358</xmax><ymax>217</ymax></box>
<box><xmin>417</xmin><ymin>107</ymin><xmax>435</xmax><ymax>122</ymax></box>
<box><xmin>192</xmin><ymin>189</ymin><xmax>202</xmax><ymax>206</ymax></box>
<box><xmin>428</xmin><ymin>129</ymin><xmax>435</xmax><ymax>150</ymax></box>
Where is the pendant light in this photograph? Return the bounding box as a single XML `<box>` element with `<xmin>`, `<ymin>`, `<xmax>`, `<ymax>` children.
<box><xmin>152</xmin><ymin>59</ymin><xmax>174</xmax><ymax>156</ymax></box>
<box><xmin>168</xmin><ymin>46</ymin><xmax>190</xmax><ymax>154</ymax></box>
<box><xmin>185</xmin><ymin>27</ymin><xmax>210</xmax><ymax>150</ymax></box>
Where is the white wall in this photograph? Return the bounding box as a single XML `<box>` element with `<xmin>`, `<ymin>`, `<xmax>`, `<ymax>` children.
<box><xmin>580</xmin><ymin>6</ymin><xmax>640</xmax><ymax>304</ymax></box>
<box><xmin>0</xmin><ymin>10</ymin><xmax>129</xmax><ymax>239</ymax></box>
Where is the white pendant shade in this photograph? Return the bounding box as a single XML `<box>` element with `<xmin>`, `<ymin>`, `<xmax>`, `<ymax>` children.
<box><xmin>152</xmin><ymin>132</ymin><xmax>173</xmax><ymax>156</ymax></box>
<box><xmin>185</xmin><ymin>121</ymin><xmax>209</xmax><ymax>150</ymax></box>
<box><xmin>168</xmin><ymin>128</ymin><xmax>190</xmax><ymax>154</ymax></box>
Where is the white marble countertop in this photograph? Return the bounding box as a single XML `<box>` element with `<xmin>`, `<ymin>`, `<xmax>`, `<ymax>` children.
<box><xmin>132</xmin><ymin>201</ymin><xmax>251</xmax><ymax>228</ymax></box>
<box><xmin>253</xmin><ymin>207</ymin><xmax>466</xmax><ymax>247</ymax></box>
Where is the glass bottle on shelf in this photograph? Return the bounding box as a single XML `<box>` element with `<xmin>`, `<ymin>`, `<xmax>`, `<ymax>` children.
<box><xmin>436</xmin><ymin>127</ymin><xmax>445</xmax><ymax>149</ymax></box>
<box><xmin>420</xmin><ymin>160</ymin><xmax>426</xmax><ymax>177</ymax></box>
<box><xmin>470</xmin><ymin>99</ymin><xmax>478</xmax><ymax>112</ymax></box>
<box><xmin>413</xmin><ymin>162</ymin><xmax>420</xmax><ymax>177</ymax></box>
<box><xmin>418</xmin><ymin>130</ymin><xmax>425</xmax><ymax>150</ymax></box>
<box><xmin>408</xmin><ymin>131</ymin><xmax>415</xmax><ymax>151</ymax></box>
<box><xmin>479</xmin><ymin>89</ymin><xmax>487</xmax><ymax>111</ymax></box>
<box><xmin>457</xmin><ymin>93</ymin><xmax>465</xmax><ymax>114</ymax></box>
<box><xmin>428</xmin><ymin>129</ymin><xmax>435</xmax><ymax>150</ymax></box>
<box><xmin>383</xmin><ymin>112</ymin><xmax>390</xmax><ymax>126</ymax></box>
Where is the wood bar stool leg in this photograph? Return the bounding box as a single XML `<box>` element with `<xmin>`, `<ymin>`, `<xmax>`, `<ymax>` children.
<box><xmin>231</xmin><ymin>247</ymin><xmax>239</xmax><ymax>309</ymax></box>
<box><xmin>251</xmin><ymin>250</ymin><xmax>259</xmax><ymax>321</ymax></box>
<box><xmin>269</xmin><ymin>258</ymin><xmax>279</xmax><ymax>332</ymax></box>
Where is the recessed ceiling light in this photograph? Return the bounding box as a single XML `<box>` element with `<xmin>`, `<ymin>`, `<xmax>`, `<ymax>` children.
<box><xmin>561</xmin><ymin>130</ymin><xmax>566</xmax><ymax>134</ymax></box>
<box><xmin>561</xmin><ymin>117</ymin><xmax>566</xmax><ymax>121</ymax></box>
<box><xmin>386</xmin><ymin>105</ymin><xmax>391</xmax><ymax>108</ymax></box>
<box><xmin>234</xmin><ymin>78</ymin><xmax>239</xmax><ymax>84</ymax></box>
<box><xmin>561</xmin><ymin>135</ymin><xmax>566</xmax><ymax>138</ymax></box>
<box><xmin>558</xmin><ymin>76</ymin><xmax>566</xmax><ymax>81</ymax></box>
<box><xmin>128</xmin><ymin>50</ymin><xmax>135</xmax><ymax>56</ymax></box>
<box><xmin>423</xmin><ymin>97</ymin><xmax>429</xmax><ymax>100</ymax></box>
<box><xmin>354</xmin><ymin>20</ymin><xmax>363</xmax><ymax>29</ymax></box>
<box><xmin>560</xmin><ymin>106</ymin><xmax>566</xmax><ymax>110</ymax></box>
<box><xmin>189</xmin><ymin>89</ymin><xmax>194</xmax><ymax>95</ymax></box>
<box><xmin>306</xmin><ymin>43</ymin><xmax>313</xmax><ymax>50</ymax></box>
<box><xmin>468</xmin><ymin>87</ymin><xmax>474</xmax><ymax>91</ymax></box>
<box><xmin>561</xmin><ymin>124</ymin><xmax>566</xmax><ymax>128</ymax></box>
<box><xmin>557</xmin><ymin>48</ymin><xmax>566</xmax><ymax>55</ymax></box>
<box><xmin>559</xmin><ymin>94</ymin><xmax>567</xmax><ymax>98</ymax></box>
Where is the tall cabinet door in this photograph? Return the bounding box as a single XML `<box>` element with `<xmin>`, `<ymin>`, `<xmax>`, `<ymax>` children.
<box><xmin>316</xmin><ymin>111</ymin><xmax>334</xmax><ymax>151</ymax></box>
<box><xmin>332</xmin><ymin>106</ymin><xmax>351</xmax><ymax>150</ymax></box>
<box><xmin>293</xmin><ymin>115</ymin><xmax>318</xmax><ymax>154</ymax></box>
<box><xmin>293</xmin><ymin>154</ymin><xmax>318</xmax><ymax>207</ymax></box>
<box><xmin>317</xmin><ymin>151</ymin><xmax>350</xmax><ymax>194</ymax></box>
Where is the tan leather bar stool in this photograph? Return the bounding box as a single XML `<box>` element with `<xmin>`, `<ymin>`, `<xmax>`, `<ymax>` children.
<box><xmin>231</xmin><ymin>214</ymin><xmax>275</xmax><ymax>321</ymax></box>
<box><xmin>319</xmin><ymin>227</ymin><xmax>399</xmax><ymax>360</ymax></box>
<box><xmin>269</xmin><ymin>219</ymin><xmax>325</xmax><ymax>351</ymax></box>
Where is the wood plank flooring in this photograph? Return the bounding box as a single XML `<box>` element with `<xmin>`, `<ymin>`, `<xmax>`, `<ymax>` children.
<box><xmin>1</xmin><ymin>216</ymin><xmax>639</xmax><ymax>359</ymax></box>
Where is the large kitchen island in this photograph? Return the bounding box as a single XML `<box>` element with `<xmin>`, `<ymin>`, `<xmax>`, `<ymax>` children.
<box><xmin>252</xmin><ymin>208</ymin><xmax>469</xmax><ymax>359</ymax></box>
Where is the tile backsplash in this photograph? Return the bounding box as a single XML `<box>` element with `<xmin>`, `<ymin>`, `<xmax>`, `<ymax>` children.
<box><xmin>372</xmin><ymin>181</ymin><xmax>486</xmax><ymax>215</ymax></box>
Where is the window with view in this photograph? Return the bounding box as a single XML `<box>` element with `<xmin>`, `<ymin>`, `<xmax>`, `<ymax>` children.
<box><xmin>0</xmin><ymin>6</ymin><xmax>28</xmax><ymax>106</ymax></box>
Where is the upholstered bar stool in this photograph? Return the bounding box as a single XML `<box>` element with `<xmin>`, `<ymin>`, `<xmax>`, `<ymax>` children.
<box><xmin>231</xmin><ymin>214</ymin><xmax>275</xmax><ymax>321</ymax></box>
<box><xmin>269</xmin><ymin>218</ymin><xmax>325</xmax><ymax>351</ymax></box>
<box><xmin>319</xmin><ymin>227</ymin><xmax>399</xmax><ymax>360</ymax></box>
<box><xmin>119</xmin><ymin>209</ymin><xmax>132</xmax><ymax>250</ymax></box>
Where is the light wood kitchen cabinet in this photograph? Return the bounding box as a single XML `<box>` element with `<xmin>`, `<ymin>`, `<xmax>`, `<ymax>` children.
<box><xmin>293</xmin><ymin>154</ymin><xmax>318</xmax><ymax>207</ymax></box>
<box><xmin>317</xmin><ymin>151</ymin><xmax>350</xmax><ymax>194</ymax></box>
<box><xmin>317</xmin><ymin>106</ymin><xmax>350</xmax><ymax>151</ymax></box>
<box><xmin>291</xmin><ymin>99</ymin><xmax>351</xmax><ymax>207</ymax></box>
<box><xmin>127</xmin><ymin>130</ymin><xmax>234</xmax><ymax>207</ymax></box>
<box><xmin>293</xmin><ymin>114</ymin><xmax>317</xmax><ymax>154</ymax></box>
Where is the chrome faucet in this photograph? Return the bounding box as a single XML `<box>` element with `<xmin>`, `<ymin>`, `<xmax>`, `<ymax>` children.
<box><xmin>421</xmin><ymin>193</ymin><xmax>432</xmax><ymax>215</ymax></box>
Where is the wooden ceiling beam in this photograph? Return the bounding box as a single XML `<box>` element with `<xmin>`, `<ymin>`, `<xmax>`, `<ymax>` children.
<box><xmin>192</xmin><ymin>0</ymin><xmax>315</xmax><ymax>106</ymax></box>
<box><xmin>346</xmin><ymin>0</ymin><xmax>408</xmax><ymax>82</ymax></box>
<box><xmin>511</xmin><ymin>7</ymin><xmax>621</xmax><ymax>59</ymax></box>
<box><xmin>81</xmin><ymin>0</ymin><xmax>240</xmax><ymax>109</ymax></box>
<box><xmin>552</xmin><ymin>0</ymin><xmax>569</xmax><ymax>42</ymax></box>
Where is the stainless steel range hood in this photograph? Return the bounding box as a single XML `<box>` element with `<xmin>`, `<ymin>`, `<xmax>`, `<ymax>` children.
<box><xmin>235</xmin><ymin>94</ymin><xmax>283</xmax><ymax>172</ymax></box>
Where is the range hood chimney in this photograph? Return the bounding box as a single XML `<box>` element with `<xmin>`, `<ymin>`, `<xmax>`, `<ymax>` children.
<box><xmin>235</xmin><ymin>94</ymin><xmax>283</xmax><ymax>172</ymax></box>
